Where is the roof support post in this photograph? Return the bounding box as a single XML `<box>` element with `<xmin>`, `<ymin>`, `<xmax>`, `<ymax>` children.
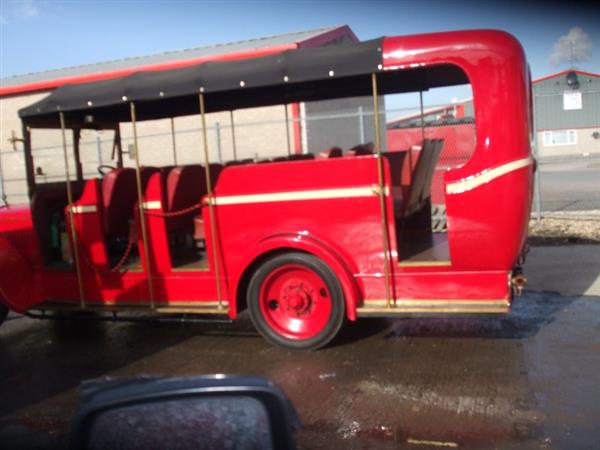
<box><xmin>371</xmin><ymin>73</ymin><xmax>393</xmax><ymax>309</ymax></box>
<box><xmin>59</xmin><ymin>112</ymin><xmax>86</xmax><ymax>309</ymax></box>
<box><xmin>129</xmin><ymin>102</ymin><xmax>155</xmax><ymax>308</ymax></box>
<box><xmin>170</xmin><ymin>118</ymin><xmax>178</xmax><ymax>166</ymax></box>
<box><xmin>199</xmin><ymin>92</ymin><xmax>224</xmax><ymax>310</ymax></box>
<box><xmin>72</xmin><ymin>128</ymin><xmax>83</xmax><ymax>181</ymax></box>
<box><xmin>229</xmin><ymin>110</ymin><xmax>238</xmax><ymax>161</ymax></box>
<box><xmin>284</xmin><ymin>104</ymin><xmax>292</xmax><ymax>156</ymax></box>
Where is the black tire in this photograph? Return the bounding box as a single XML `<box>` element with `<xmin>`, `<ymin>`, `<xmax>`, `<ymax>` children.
<box><xmin>0</xmin><ymin>303</ymin><xmax>8</xmax><ymax>327</ymax></box>
<box><xmin>247</xmin><ymin>252</ymin><xmax>345</xmax><ymax>350</ymax></box>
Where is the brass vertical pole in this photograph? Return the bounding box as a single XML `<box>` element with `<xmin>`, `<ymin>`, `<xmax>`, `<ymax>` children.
<box><xmin>229</xmin><ymin>110</ymin><xmax>238</xmax><ymax>161</ymax></box>
<box><xmin>129</xmin><ymin>103</ymin><xmax>155</xmax><ymax>308</ymax></box>
<box><xmin>371</xmin><ymin>74</ymin><xmax>392</xmax><ymax>308</ymax></box>
<box><xmin>199</xmin><ymin>92</ymin><xmax>224</xmax><ymax>309</ymax></box>
<box><xmin>419</xmin><ymin>91</ymin><xmax>425</xmax><ymax>143</ymax></box>
<box><xmin>284</xmin><ymin>104</ymin><xmax>292</xmax><ymax>155</ymax></box>
<box><xmin>59</xmin><ymin>112</ymin><xmax>86</xmax><ymax>309</ymax></box>
<box><xmin>170</xmin><ymin>118</ymin><xmax>178</xmax><ymax>165</ymax></box>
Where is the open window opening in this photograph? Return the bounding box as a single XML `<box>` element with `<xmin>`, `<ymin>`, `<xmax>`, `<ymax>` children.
<box><xmin>27</xmin><ymin>128</ymin><xmax>83</xmax><ymax>269</ymax></box>
<box><xmin>384</xmin><ymin>71</ymin><xmax>476</xmax><ymax>265</ymax></box>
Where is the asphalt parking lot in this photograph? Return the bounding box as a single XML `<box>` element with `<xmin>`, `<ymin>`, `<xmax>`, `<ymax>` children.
<box><xmin>1</xmin><ymin>244</ymin><xmax>599</xmax><ymax>450</ymax></box>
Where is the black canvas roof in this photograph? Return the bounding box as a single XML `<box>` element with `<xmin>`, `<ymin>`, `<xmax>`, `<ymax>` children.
<box><xmin>19</xmin><ymin>38</ymin><xmax>384</xmax><ymax>128</ymax></box>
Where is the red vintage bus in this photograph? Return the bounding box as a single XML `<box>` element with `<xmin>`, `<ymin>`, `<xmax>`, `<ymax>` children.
<box><xmin>0</xmin><ymin>30</ymin><xmax>533</xmax><ymax>349</ymax></box>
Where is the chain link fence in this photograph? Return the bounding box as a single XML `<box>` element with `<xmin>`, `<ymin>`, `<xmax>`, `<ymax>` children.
<box><xmin>1</xmin><ymin>96</ymin><xmax>598</xmax><ymax>220</ymax></box>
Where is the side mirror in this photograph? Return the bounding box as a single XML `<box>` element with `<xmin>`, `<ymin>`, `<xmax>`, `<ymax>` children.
<box><xmin>70</xmin><ymin>375</ymin><xmax>300</xmax><ymax>450</ymax></box>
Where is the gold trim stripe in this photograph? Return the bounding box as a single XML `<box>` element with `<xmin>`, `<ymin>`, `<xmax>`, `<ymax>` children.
<box><xmin>398</xmin><ymin>260</ymin><xmax>451</xmax><ymax>267</ymax></box>
<box><xmin>211</xmin><ymin>186</ymin><xmax>386</xmax><ymax>206</ymax></box>
<box><xmin>154</xmin><ymin>307</ymin><xmax>228</xmax><ymax>314</ymax></box>
<box><xmin>142</xmin><ymin>200</ymin><xmax>162</xmax><ymax>210</ymax></box>
<box><xmin>357</xmin><ymin>298</ymin><xmax>510</xmax><ymax>314</ymax></box>
<box><xmin>71</xmin><ymin>205</ymin><xmax>97</xmax><ymax>214</ymax></box>
<box><xmin>446</xmin><ymin>156</ymin><xmax>533</xmax><ymax>195</ymax></box>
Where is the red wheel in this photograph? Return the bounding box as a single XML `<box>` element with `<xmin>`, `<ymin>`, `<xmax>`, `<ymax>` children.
<box><xmin>248</xmin><ymin>252</ymin><xmax>345</xmax><ymax>350</ymax></box>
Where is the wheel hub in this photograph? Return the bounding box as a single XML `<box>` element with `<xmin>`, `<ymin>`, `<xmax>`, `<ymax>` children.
<box><xmin>283</xmin><ymin>280</ymin><xmax>313</xmax><ymax>316</ymax></box>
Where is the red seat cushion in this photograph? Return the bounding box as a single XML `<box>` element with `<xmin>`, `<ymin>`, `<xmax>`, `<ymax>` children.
<box><xmin>102</xmin><ymin>167</ymin><xmax>157</xmax><ymax>236</ymax></box>
<box><xmin>165</xmin><ymin>164</ymin><xmax>222</xmax><ymax>233</ymax></box>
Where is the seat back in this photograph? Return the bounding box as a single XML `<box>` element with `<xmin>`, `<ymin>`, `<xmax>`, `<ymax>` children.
<box><xmin>166</xmin><ymin>165</ymin><xmax>205</xmax><ymax>213</ymax></box>
<box><xmin>164</xmin><ymin>164</ymin><xmax>222</xmax><ymax>232</ymax></box>
<box><xmin>382</xmin><ymin>151</ymin><xmax>408</xmax><ymax>187</ymax></box>
<box><xmin>287</xmin><ymin>154</ymin><xmax>315</xmax><ymax>161</ymax></box>
<box><xmin>102</xmin><ymin>168</ymin><xmax>136</xmax><ymax>236</ymax></box>
<box><xmin>404</xmin><ymin>140</ymin><xmax>442</xmax><ymax>214</ymax></box>
<box><xmin>317</xmin><ymin>147</ymin><xmax>342</xmax><ymax>159</ymax></box>
<box><xmin>421</xmin><ymin>139</ymin><xmax>444</xmax><ymax>202</ymax></box>
<box><xmin>317</xmin><ymin>147</ymin><xmax>343</xmax><ymax>159</ymax></box>
<box><xmin>102</xmin><ymin>167</ymin><xmax>157</xmax><ymax>236</ymax></box>
<box><xmin>346</xmin><ymin>143</ymin><xmax>374</xmax><ymax>156</ymax></box>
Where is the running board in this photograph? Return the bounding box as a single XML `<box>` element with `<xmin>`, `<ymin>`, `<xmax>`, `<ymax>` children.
<box><xmin>27</xmin><ymin>300</ymin><xmax>230</xmax><ymax>316</ymax></box>
<box><xmin>25</xmin><ymin>310</ymin><xmax>232</xmax><ymax>325</ymax></box>
<box><xmin>356</xmin><ymin>299</ymin><xmax>510</xmax><ymax>316</ymax></box>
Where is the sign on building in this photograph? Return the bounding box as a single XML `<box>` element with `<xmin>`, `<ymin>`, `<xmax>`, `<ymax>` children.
<box><xmin>563</xmin><ymin>91</ymin><xmax>582</xmax><ymax>110</ymax></box>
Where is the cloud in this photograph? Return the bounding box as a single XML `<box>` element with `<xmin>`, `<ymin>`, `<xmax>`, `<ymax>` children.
<box><xmin>19</xmin><ymin>0</ymin><xmax>39</xmax><ymax>18</ymax></box>
<box><xmin>549</xmin><ymin>27</ymin><xmax>593</xmax><ymax>66</ymax></box>
<box><xmin>2</xmin><ymin>0</ymin><xmax>40</xmax><ymax>23</ymax></box>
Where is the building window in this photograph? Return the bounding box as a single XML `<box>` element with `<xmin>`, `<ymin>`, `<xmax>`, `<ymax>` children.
<box><xmin>543</xmin><ymin>130</ymin><xmax>577</xmax><ymax>146</ymax></box>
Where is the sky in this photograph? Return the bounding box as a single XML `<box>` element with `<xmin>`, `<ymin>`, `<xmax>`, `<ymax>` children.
<box><xmin>1</xmin><ymin>0</ymin><xmax>598</xmax><ymax>109</ymax></box>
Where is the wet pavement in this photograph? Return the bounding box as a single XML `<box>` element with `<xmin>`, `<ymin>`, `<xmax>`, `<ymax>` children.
<box><xmin>1</xmin><ymin>264</ymin><xmax>600</xmax><ymax>449</ymax></box>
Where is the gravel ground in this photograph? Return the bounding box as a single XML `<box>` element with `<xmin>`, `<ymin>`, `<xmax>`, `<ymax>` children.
<box><xmin>528</xmin><ymin>216</ymin><xmax>600</xmax><ymax>245</ymax></box>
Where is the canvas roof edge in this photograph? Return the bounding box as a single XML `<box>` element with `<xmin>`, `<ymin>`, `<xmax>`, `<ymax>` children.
<box><xmin>18</xmin><ymin>37</ymin><xmax>387</xmax><ymax>127</ymax></box>
<box><xmin>0</xmin><ymin>26</ymin><xmax>352</xmax><ymax>97</ymax></box>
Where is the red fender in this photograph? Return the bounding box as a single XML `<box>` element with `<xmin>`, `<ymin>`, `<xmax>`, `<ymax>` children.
<box><xmin>0</xmin><ymin>237</ymin><xmax>40</xmax><ymax>312</ymax></box>
<box><xmin>231</xmin><ymin>233</ymin><xmax>361</xmax><ymax>321</ymax></box>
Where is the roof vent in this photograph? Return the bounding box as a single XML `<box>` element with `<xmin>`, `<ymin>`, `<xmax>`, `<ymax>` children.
<box><xmin>566</xmin><ymin>71</ymin><xmax>580</xmax><ymax>90</ymax></box>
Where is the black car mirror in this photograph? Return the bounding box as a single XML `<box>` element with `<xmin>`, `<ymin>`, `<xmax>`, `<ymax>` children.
<box><xmin>70</xmin><ymin>375</ymin><xmax>300</xmax><ymax>450</ymax></box>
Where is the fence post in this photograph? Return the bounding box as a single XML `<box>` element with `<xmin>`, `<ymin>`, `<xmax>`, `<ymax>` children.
<box><xmin>533</xmin><ymin>139</ymin><xmax>542</xmax><ymax>220</ymax></box>
<box><xmin>215</xmin><ymin>121</ymin><xmax>222</xmax><ymax>163</ymax></box>
<box><xmin>96</xmin><ymin>135</ymin><xmax>103</xmax><ymax>165</ymax></box>
<box><xmin>532</xmin><ymin>93</ymin><xmax>542</xmax><ymax>221</ymax></box>
<box><xmin>0</xmin><ymin>150</ymin><xmax>6</xmax><ymax>205</ymax></box>
<box><xmin>358</xmin><ymin>106</ymin><xmax>365</xmax><ymax>144</ymax></box>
